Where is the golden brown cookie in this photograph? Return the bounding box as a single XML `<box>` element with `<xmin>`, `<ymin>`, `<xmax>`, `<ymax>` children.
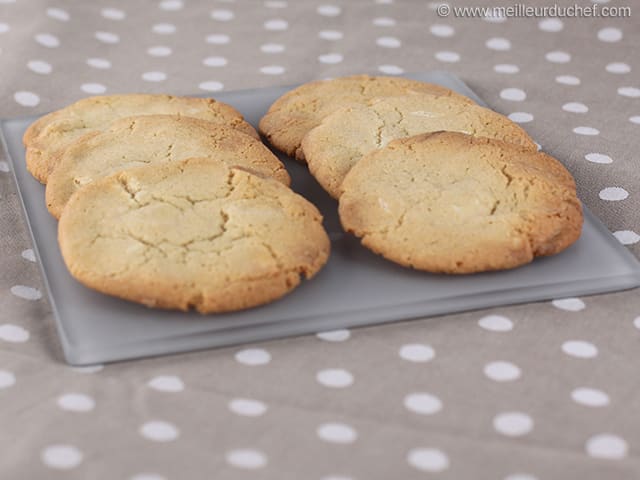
<box><xmin>258</xmin><ymin>75</ymin><xmax>474</xmax><ymax>162</ymax></box>
<box><xmin>58</xmin><ymin>158</ymin><xmax>330</xmax><ymax>313</ymax></box>
<box><xmin>23</xmin><ymin>94</ymin><xmax>258</xmax><ymax>183</ymax></box>
<box><xmin>339</xmin><ymin>132</ymin><xmax>583</xmax><ymax>274</ymax></box>
<box><xmin>303</xmin><ymin>93</ymin><xmax>537</xmax><ymax>198</ymax></box>
<box><xmin>46</xmin><ymin>115</ymin><xmax>289</xmax><ymax>219</ymax></box>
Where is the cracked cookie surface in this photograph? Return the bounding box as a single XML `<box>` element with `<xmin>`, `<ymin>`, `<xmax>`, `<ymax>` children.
<box><xmin>58</xmin><ymin>158</ymin><xmax>330</xmax><ymax>313</ymax></box>
<box><xmin>339</xmin><ymin>132</ymin><xmax>583</xmax><ymax>274</ymax></box>
<box><xmin>23</xmin><ymin>93</ymin><xmax>258</xmax><ymax>183</ymax></box>
<box><xmin>46</xmin><ymin>115</ymin><xmax>290</xmax><ymax>218</ymax></box>
<box><xmin>303</xmin><ymin>93</ymin><xmax>537</xmax><ymax>198</ymax></box>
<box><xmin>258</xmin><ymin>75</ymin><xmax>474</xmax><ymax>162</ymax></box>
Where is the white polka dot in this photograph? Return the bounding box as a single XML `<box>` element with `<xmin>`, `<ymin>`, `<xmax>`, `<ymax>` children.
<box><xmin>319</xmin><ymin>53</ymin><xmax>343</xmax><ymax>64</ymax></box>
<box><xmin>211</xmin><ymin>9</ymin><xmax>234</xmax><ymax>21</ymax></box>
<box><xmin>373</xmin><ymin>17</ymin><xmax>396</xmax><ymax>26</ymax></box>
<box><xmin>573</xmin><ymin>126</ymin><xmax>599</xmax><ymax>136</ymax></box>
<box><xmin>399</xmin><ymin>343</ymin><xmax>435</xmax><ymax>363</ymax></box>
<box><xmin>407</xmin><ymin>448</ymin><xmax>449</xmax><ymax>473</ymax></box>
<box><xmin>265</xmin><ymin>0</ymin><xmax>287</xmax><ymax>7</ymax></box>
<box><xmin>494</xmin><ymin>64</ymin><xmax>519</xmax><ymax>74</ymax></box>
<box><xmin>35</xmin><ymin>33</ymin><xmax>60</xmax><ymax>48</ymax></box>
<box><xmin>321</xmin><ymin>476</ymin><xmax>353</xmax><ymax>480</ymax></box>
<box><xmin>319</xmin><ymin>30</ymin><xmax>343</xmax><ymax>41</ymax></box>
<box><xmin>430</xmin><ymin>24</ymin><xmax>454</xmax><ymax>37</ymax></box>
<box><xmin>94</xmin><ymin>31</ymin><xmax>119</xmax><ymax>44</ymax></box>
<box><xmin>71</xmin><ymin>364</ymin><xmax>104</xmax><ymax>374</ymax></box>
<box><xmin>139</xmin><ymin>421</ymin><xmax>179</xmax><ymax>442</ymax></box>
<box><xmin>0</xmin><ymin>324</ymin><xmax>29</xmax><ymax>343</ymax></box>
<box><xmin>159</xmin><ymin>0</ymin><xmax>183</xmax><ymax>11</ymax></box>
<box><xmin>260</xmin><ymin>43</ymin><xmax>285</xmax><ymax>53</ymax></box>
<box><xmin>376</xmin><ymin>36</ymin><xmax>401</xmax><ymax>48</ymax></box>
<box><xmin>101</xmin><ymin>7</ymin><xmax>126</xmax><ymax>20</ymax></box>
<box><xmin>552</xmin><ymin>298</ymin><xmax>585</xmax><ymax>312</ymax></box>
<box><xmin>14</xmin><ymin>91</ymin><xmax>41</xmax><ymax>108</ymax></box>
<box><xmin>586</xmin><ymin>434</ymin><xmax>628</xmax><ymax>459</ymax></box>
<box><xmin>153</xmin><ymin>23</ymin><xmax>176</xmax><ymax>34</ymax></box>
<box><xmin>606</xmin><ymin>62</ymin><xmax>630</xmax><ymax>74</ymax></box>
<box><xmin>435</xmin><ymin>51</ymin><xmax>460</xmax><ymax>63</ymax></box>
<box><xmin>378</xmin><ymin>65</ymin><xmax>404</xmax><ymax>74</ymax></box>
<box><xmin>226</xmin><ymin>449</ymin><xmax>267</xmax><ymax>469</ymax></box>
<box><xmin>0</xmin><ymin>370</ymin><xmax>15</xmax><ymax>388</ymax></box>
<box><xmin>317</xmin><ymin>423</ymin><xmax>357</xmax><ymax>444</ymax></box>
<box><xmin>630</xmin><ymin>116</ymin><xmax>640</xmax><ymax>125</ymax></box>
<box><xmin>538</xmin><ymin>18</ymin><xmax>563</xmax><ymax>32</ymax></box>
<box><xmin>201</xmin><ymin>56</ymin><xmax>227</xmax><ymax>69</ymax></box>
<box><xmin>484</xmin><ymin>361</ymin><xmax>521</xmax><ymax>382</ymax></box>
<box><xmin>500</xmin><ymin>88</ymin><xmax>526</xmax><ymax>102</ymax></box>
<box><xmin>148</xmin><ymin>375</ymin><xmax>184</xmax><ymax>392</ymax></box>
<box><xmin>21</xmin><ymin>249</ymin><xmax>36</xmax><ymax>262</ymax></box>
<box><xmin>478</xmin><ymin>314</ymin><xmax>513</xmax><ymax>332</ymax></box>
<box><xmin>229</xmin><ymin>398</ymin><xmax>267</xmax><ymax>417</ymax></box>
<box><xmin>147</xmin><ymin>46</ymin><xmax>172</xmax><ymax>57</ymax></box>
<box><xmin>27</xmin><ymin>60</ymin><xmax>52</xmax><ymax>74</ymax></box>
<box><xmin>10</xmin><ymin>284</ymin><xmax>42</xmax><ymax>299</ymax></box>
<box><xmin>556</xmin><ymin>75</ymin><xmax>581</xmax><ymax>85</ymax></box>
<box><xmin>260</xmin><ymin>65</ymin><xmax>285</xmax><ymax>75</ymax></box>
<box><xmin>41</xmin><ymin>445</ymin><xmax>82</xmax><ymax>470</ymax></box>
<box><xmin>316</xmin><ymin>329</ymin><xmax>350</xmax><ymax>342</ymax></box>
<box><xmin>199</xmin><ymin>81</ymin><xmax>224</xmax><ymax>92</ymax></box>
<box><xmin>486</xmin><ymin>37</ymin><xmax>511</xmax><ymax>51</ymax></box>
<box><xmin>508</xmin><ymin>112</ymin><xmax>533</xmax><ymax>123</ymax></box>
<box><xmin>317</xmin><ymin>4</ymin><xmax>341</xmax><ymax>16</ymax></box>
<box><xmin>206</xmin><ymin>34</ymin><xmax>230</xmax><ymax>45</ymax></box>
<box><xmin>235</xmin><ymin>348</ymin><xmax>271</xmax><ymax>365</ymax></box>
<box><xmin>142</xmin><ymin>71</ymin><xmax>167</xmax><ymax>82</ymax></box>
<box><xmin>598</xmin><ymin>27</ymin><xmax>622</xmax><ymax>43</ymax></box>
<box><xmin>505</xmin><ymin>474</ymin><xmax>538</xmax><ymax>480</ymax></box>
<box><xmin>264</xmin><ymin>19</ymin><xmax>288</xmax><ymax>31</ymax></box>
<box><xmin>57</xmin><ymin>393</ymin><xmax>96</xmax><ymax>412</ymax></box>
<box><xmin>563</xmin><ymin>102</ymin><xmax>588</xmax><ymax>113</ymax></box>
<box><xmin>130</xmin><ymin>474</ymin><xmax>166</xmax><ymax>480</ymax></box>
<box><xmin>571</xmin><ymin>387</ymin><xmax>610</xmax><ymax>407</ymax></box>
<box><xmin>545</xmin><ymin>51</ymin><xmax>571</xmax><ymax>63</ymax></box>
<box><xmin>316</xmin><ymin>368</ymin><xmax>353</xmax><ymax>388</ymax></box>
<box><xmin>562</xmin><ymin>340</ymin><xmax>598</xmax><ymax>358</ymax></box>
<box><xmin>0</xmin><ymin>161</ymin><xmax>8</xmax><ymax>173</ymax></box>
<box><xmin>377</xmin><ymin>0</ymin><xmax>395</xmax><ymax>3</ymax></box>
<box><xmin>87</xmin><ymin>57</ymin><xmax>111</xmax><ymax>69</ymax></box>
<box><xmin>404</xmin><ymin>393</ymin><xmax>442</xmax><ymax>415</ymax></box>
<box><xmin>614</xmin><ymin>230</ymin><xmax>640</xmax><ymax>245</ymax></box>
<box><xmin>46</xmin><ymin>8</ymin><xmax>70</xmax><ymax>21</ymax></box>
<box><xmin>618</xmin><ymin>87</ymin><xmax>640</xmax><ymax>98</ymax></box>
<box><xmin>634</xmin><ymin>316</ymin><xmax>640</xmax><ymax>329</ymax></box>
<box><xmin>493</xmin><ymin>412</ymin><xmax>533</xmax><ymax>437</ymax></box>
<box><xmin>599</xmin><ymin>187</ymin><xmax>629</xmax><ymax>201</ymax></box>
<box><xmin>81</xmin><ymin>83</ymin><xmax>106</xmax><ymax>94</ymax></box>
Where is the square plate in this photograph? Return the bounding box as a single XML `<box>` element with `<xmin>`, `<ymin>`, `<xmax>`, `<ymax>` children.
<box><xmin>3</xmin><ymin>71</ymin><xmax>640</xmax><ymax>365</ymax></box>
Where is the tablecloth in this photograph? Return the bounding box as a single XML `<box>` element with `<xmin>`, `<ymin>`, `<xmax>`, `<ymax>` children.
<box><xmin>1</xmin><ymin>0</ymin><xmax>639</xmax><ymax>478</ymax></box>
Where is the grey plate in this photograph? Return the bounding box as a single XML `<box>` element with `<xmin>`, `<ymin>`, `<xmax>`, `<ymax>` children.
<box><xmin>3</xmin><ymin>71</ymin><xmax>640</xmax><ymax>366</ymax></box>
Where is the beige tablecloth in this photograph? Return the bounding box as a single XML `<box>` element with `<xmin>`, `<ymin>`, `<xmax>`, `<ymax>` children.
<box><xmin>1</xmin><ymin>0</ymin><xmax>639</xmax><ymax>478</ymax></box>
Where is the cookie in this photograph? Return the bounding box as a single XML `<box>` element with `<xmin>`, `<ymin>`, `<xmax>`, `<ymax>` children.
<box><xmin>58</xmin><ymin>158</ymin><xmax>330</xmax><ymax>313</ymax></box>
<box><xmin>46</xmin><ymin>115</ymin><xmax>289</xmax><ymax>219</ymax></box>
<box><xmin>23</xmin><ymin>94</ymin><xmax>258</xmax><ymax>183</ymax></box>
<box><xmin>304</xmin><ymin>93</ymin><xmax>537</xmax><ymax>198</ymax></box>
<box><xmin>339</xmin><ymin>132</ymin><xmax>583</xmax><ymax>274</ymax></box>
<box><xmin>258</xmin><ymin>75</ymin><xmax>474</xmax><ymax>162</ymax></box>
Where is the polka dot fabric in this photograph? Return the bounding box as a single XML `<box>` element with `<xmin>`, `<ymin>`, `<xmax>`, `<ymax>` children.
<box><xmin>0</xmin><ymin>1</ymin><xmax>638</xmax><ymax>479</ymax></box>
